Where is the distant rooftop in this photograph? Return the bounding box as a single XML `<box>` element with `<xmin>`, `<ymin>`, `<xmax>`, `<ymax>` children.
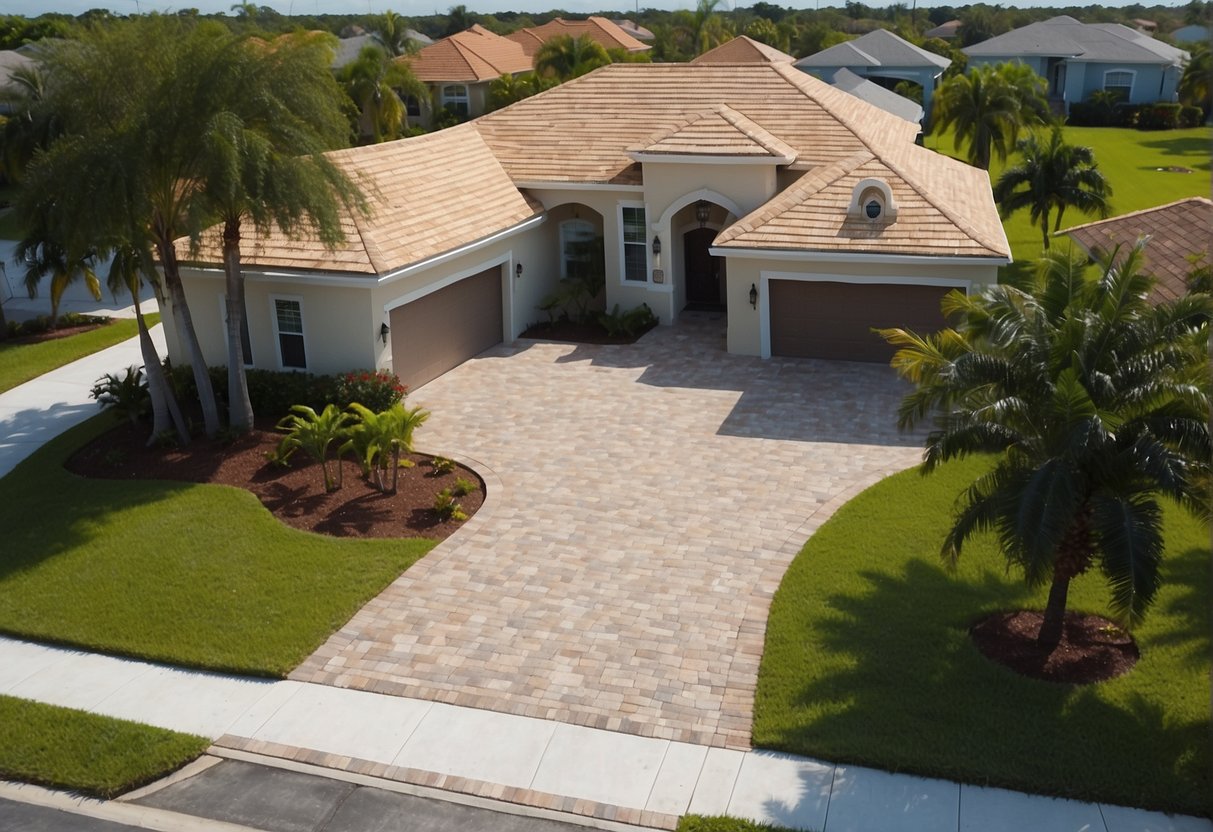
<box><xmin>963</xmin><ymin>15</ymin><xmax>1187</xmax><ymax>65</ymax></box>
<box><xmin>796</xmin><ymin>29</ymin><xmax>951</xmax><ymax>70</ymax></box>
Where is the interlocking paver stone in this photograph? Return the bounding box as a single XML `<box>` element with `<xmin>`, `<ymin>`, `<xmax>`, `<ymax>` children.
<box><xmin>292</xmin><ymin>316</ymin><xmax>922</xmax><ymax>749</ymax></box>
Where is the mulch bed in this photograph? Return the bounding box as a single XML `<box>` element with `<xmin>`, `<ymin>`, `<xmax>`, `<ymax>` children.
<box><xmin>65</xmin><ymin>420</ymin><xmax>484</xmax><ymax>541</ymax></box>
<box><xmin>521</xmin><ymin>319</ymin><xmax>655</xmax><ymax>345</ymax></box>
<box><xmin>970</xmin><ymin>610</ymin><xmax>1139</xmax><ymax>684</ymax></box>
<box><xmin>5</xmin><ymin>321</ymin><xmax>109</xmax><ymax>345</ymax></box>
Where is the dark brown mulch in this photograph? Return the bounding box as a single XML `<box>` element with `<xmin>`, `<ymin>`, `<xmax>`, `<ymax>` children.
<box><xmin>6</xmin><ymin>321</ymin><xmax>109</xmax><ymax>345</ymax></box>
<box><xmin>521</xmin><ymin>318</ymin><xmax>655</xmax><ymax>345</ymax></box>
<box><xmin>970</xmin><ymin>610</ymin><xmax>1139</xmax><ymax>684</ymax></box>
<box><xmin>64</xmin><ymin>420</ymin><xmax>484</xmax><ymax>541</ymax></box>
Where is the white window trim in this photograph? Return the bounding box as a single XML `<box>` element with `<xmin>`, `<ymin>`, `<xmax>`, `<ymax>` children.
<box><xmin>219</xmin><ymin>293</ymin><xmax>254</xmax><ymax>367</ymax></box>
<box><xmin>1102</xmin><ymin>69</ymin><xmax>1135</xmax><ymax>98</ymax></box>
<box><xmin>617</xmin><ymin>201</ymin><xmax>651</xmax><ymax>285</ymax></box>
<box><xmin>441</xmin><ymin>84</ymin><xmax>469</xmax><ymax>113</ymax></box>
<box><xmin>269</xmin><ymin>294</ymin><xmax>307</xmax><ymax>371</ymax></box>
<box><xmin>559</xmin><ymin>218</ymin><xmax>597</xmax><ymax>280</ymax></box>
<box><xmin>756</xmin><ymin>271</ymin><xmax>972</xmax><ymax>360</ymax></box>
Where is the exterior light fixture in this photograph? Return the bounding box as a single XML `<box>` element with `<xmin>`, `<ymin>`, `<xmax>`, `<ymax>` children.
<box><xmin>749</xmin><ymin>283</ymin><xmax>758</xmax><ymax>309</ymax></box>
<box><xmin>695</xmin><ymin>200</ymin><xmax>711</xmax><ymax>228</ymax></box>
<box><xmin>515</xmin><ymin>262</ymin><xmax>524</xmax><ymax>278</ymax></box>
<box><xmin>652</xmin><ymin>235</ymin><xmax>661</xmax><ymax>256</ymax></box>
<box><xmin>380</xmin><ymin>322</ymin><xmax>390</xmax><ymax>344</ymax></box>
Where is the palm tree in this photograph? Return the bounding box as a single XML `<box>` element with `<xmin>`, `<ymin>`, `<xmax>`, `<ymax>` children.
<box><xmin>0</xmin><ymin>64</ymin><xmax>56</xmax><ymax>185</ymax></box>
<box><xmin>337</xmin><ymin>46</ymin><xmax>427</xmax><ymax>142</ymax></box>
<box><xmin>534</xmin><ymin>35</ymin><xmax>611</xmax><ymax>81</ymax></box>
<box><xmin>445</xmin><ymin>4</ymin><xmax>472</xmax><ymax>36</ymax></box>
<box><xmin>1179</xmin><ymin>42</ymin><xmax>1211</xmax><ymax>117</ymax></box>
<box><xmin>675</xmin><ymin>0</ymin><xmax>732</xmax><ymax>56</ymax></box>
<box><xmin>370</xmin><ymin>10</ymin><xmax>419</xmax><ymax>58</ymax></box>
<box><xmin>932</xmin><ymin>63</ymin><xmax>1049</xmax><ymax>170</ymax></box>
<box><xmin>880</xmin><ymin>242</ymin><xmax>1211</xmax><ymax>650</ymax></box>
<box><xmin>993</xmin><ymin>126</ymin><xmax>1112</xmax><ymax>251</ymax></box>
<box><xmin>14</xmin><ymin>225</ymin><xmax>100</xmax><ymax>328</ymax></box>
<box><xmin>487</xmin><ymin>71</ymin><xmax>555</xmax><ymax>110</ymax></box>
<box><xmin>277</xmin><ymin>404</ymin><xmax>353</xmax><ymax>492</ymax></box>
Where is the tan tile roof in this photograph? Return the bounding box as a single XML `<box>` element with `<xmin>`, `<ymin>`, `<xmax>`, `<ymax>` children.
<box><xmin>473</xmin><ymin>62</ymin><xmax>920</xmax><ymax>185</ymax></box>
<box><xmin>713</xmin><ymin>146</ymin><xmax>1010</xmax><ymax>259</ymax></box>
<box><xmin>177</xmin><ymin>124</ymin><xmax>541</xmax><ymax>276</ymax></box>
<box><xmin>403</xmin><ymin>25</ymin><xmax>532</xmax><ymax>83</ymax></box>
<box><xmin>506</xmin><ymin>16</ymin><xmax>650</xmax><ymax>57</ymax></box>
<box><xmin>1060</xmin><ymin>197</ymin><xmax>1212</xmax><ymax>303</ymax></box>
<box><xmin>630</xmin><ymin>104</ymin><xmax>797</xmax><ymax>159</ymax></box>
<box><xmin>690</xmin><ymin>36</ymin><xmax>795</xmax><ymax>64</ymax></box>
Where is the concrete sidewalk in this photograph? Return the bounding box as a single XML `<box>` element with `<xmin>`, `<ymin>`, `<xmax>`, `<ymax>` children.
<box><xmin>0</xmin><ymin>324</ymin><xmax>164</xmax><ymax>478</ymax></box>
<box><xmin>2</xmin><ymin>638</ymin><xmax>1207</xmax><ymax>832</ymax></box>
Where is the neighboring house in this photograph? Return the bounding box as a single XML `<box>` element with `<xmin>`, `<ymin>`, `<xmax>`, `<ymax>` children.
<box><xmin>690</xmin><ymin>35</ymin><xmax>795</xmax><ymax>64</ymax></box>
<box><xmin>167</xmin><ymin>63</ymin><xmax>1009</xmax><ymax>390</ymax></box>
<box><xmin>1171</xmin><ymin>24</ymin><xmax>1209</xmax><ymax>44</ymax></box>
<box><xmin>505</xmin><ymin>16</ymin><xmax>650</xmax><ymax>58</ymax></box>
<box><xmin>0</xmin><ymin>50</ymin><xmax>36</xmax><ymax>115</ymax></box>
<box><xmin>1132</xmin><ymin>19</ymin><xmax>1158</xmax><ymax>34</ymax></box>
<box><xmin>829</xmin><ymin>68</ymin><xmax>924</xmax><ymax>125</ymax></box>
<box><xmin>332</xmin><ymin>31</ymin><xmax>434</xmax><ymax>69</ymax></box>
<box><xmin>401</xmin><ymin>25</ymin><xmax>532</xmax><ymax>127</ymax></box>
<box><xmin>924</xmin><ymin>19</ymin><xmax>962</xmax><ymax>40</ymax></box>
<box><xmin>794</xmin><ymin>29</ymin><xmax>950</xmax><ymax>124</ymax></box>
<box><xmin>1060</xmin><ymin>197</ymin><xmax>1212</xmax><ymax>304</ymax></box>
<box><xmin>611</xmin><ymin>19</ymin><xmax>655</xmax><ymax>42</ymax></box>
<box><xmin>963</xmin><ymin>16</ymin><xmax>1188</xmax><ymax>111</ymax></box>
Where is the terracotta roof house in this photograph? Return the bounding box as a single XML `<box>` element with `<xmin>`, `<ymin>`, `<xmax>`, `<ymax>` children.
<box><xmin>1059</xmin><ymin>197</ymin><xmax>1213</xmax><ymax>304</ymax></box>
<box><xmin>400</xmin><ymin>25</ymin><xmax>532</xmax><ymax>128</ymax></box>
<box><xmin>165</xmin><ymin>62</ymin><xmax>1009</xmax><ymax>387</ymax></box>
<box><xmin>506</xmin><ymin>17</ymin><xmax>650</xmax><ymax>58</ymax></box>
<box><xmin>963</xmin><ymin>16</ymin><xmax>1188</xmax><ymax>113</ymax></box>
<box><xmin>611</xmin><ymin>19</ymin><xmax>655</xmax><ymax>42</ymax></box>
<box><xmin>795</xmin><ymin>29</ymin><xmax>950</xmax><ymax>125</ymax></box>
<box><xmin>690</xmin><ymin>35</ymin><xmax>795</xmax><ymax>64</ymax></box>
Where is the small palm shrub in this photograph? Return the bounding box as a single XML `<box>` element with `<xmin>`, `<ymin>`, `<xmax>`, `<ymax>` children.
<box><xmin>91</xmin><ymin>366</ymin><xmax>150</xmax><ymax>426</ymax></box>
<box><xmin>433</xmin><ymin>488</ymin><xmax>467</xmax><ymax>521</ymax></box>
<box><xmin>275</xmin><ymin>404</ymin><xmax>353</xmax><ymax>492</ymax></box>
<box><xmin>598</xmin><ymin>303</ymin><xmax>657</xmax><ymax>338</ymax></box>
<box><xmin>343</xmin><ymin>402</ymin><xmax>430</xmax><ymax>493</ymax></box>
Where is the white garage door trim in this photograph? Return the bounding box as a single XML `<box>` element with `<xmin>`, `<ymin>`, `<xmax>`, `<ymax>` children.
<box><xmin>382</xmin><ymin>252</ymin><xmax>515</xmax><ymax>345</ymax></box>
<box><xmin>758</xmin><ymin>271</ymin><xmax>971</xmax><ymax>360</ymax></box>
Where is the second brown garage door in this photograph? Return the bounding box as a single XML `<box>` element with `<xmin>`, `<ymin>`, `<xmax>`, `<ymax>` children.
<box><xmin>769</xmin><ymin>279</ymin><xmax>951</xmax><ymax>363</ymax></box>
<box><xmin>390</xmin><ymin>267</ymin><xmax>503</xmax><ymax>390</ymax></box>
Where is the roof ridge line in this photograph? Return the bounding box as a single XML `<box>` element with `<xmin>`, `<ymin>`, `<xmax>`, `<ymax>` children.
<box><xmin>1059</xmin><ymin>195</ymin><xmax>1213</xmax><ymax>234</ymax></box>
<box><xmin>715</xmin><ymin>105</ymin><xmax>798</xmax><ymax>159</ymax></box>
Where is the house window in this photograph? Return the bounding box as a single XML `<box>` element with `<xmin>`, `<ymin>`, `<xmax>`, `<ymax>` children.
<box><xmin>1103</xmin><ymin>70</ymin><xmax>1134</xmax><ymax>101</ymax></box>
<box><xmin>219</xmin><ymin>294</ymin><xmax>254</xmax><ymax>367</ymax></box>
<box><xmin>404</xmin><ymin>95</ymin><xmax>422</xmax><ymax>118</ymax></box>
<box><xmin>560</xmin><ymin>219</ymin><xmax>596</xmax><ymax>279</ymax></box>
<box><xmin>441</xmin><ymin>85</ymin><xmax>469</xmax><ymax>118</ymax></box>
<box><xmin>621</xmin><ymin>205</ymin><xmax>648</xmax><ymax>282</ymax></box>
<box><xmin>272</xmin><ymin>297</ymin><xmax>306</xmax><ymax>370</ymax></box>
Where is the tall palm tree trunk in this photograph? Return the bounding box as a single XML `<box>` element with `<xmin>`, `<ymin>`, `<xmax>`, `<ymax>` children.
<box><xmin>133</xmin><ymin>294</ymin><xmax>189</xmax><ymax>446</ymax></box>
<box><xmin>1037</xmin><ymin>573</ymin><xmax>1070</xmax><ymax>649</ymax></box>
<box><xmin>1040</xmin><ymin>215</ymin><xmax>1052</xmax><ymax>250</ymax></box>
<box><xmin>222</xmin><ymin>217</ymin><xmax>254</xmax><ymax>431</ymax></box>
<box><xmin>154</xmin><ymin>233</ymin><xmax>221</xmax><ymax>438</ymax></box>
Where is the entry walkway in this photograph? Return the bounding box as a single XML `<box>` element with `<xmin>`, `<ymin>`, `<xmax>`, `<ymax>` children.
<box><xmin>2</xmin><ymin>638</ymin><xmax>1208</xmax><ymax>832</ymax></box>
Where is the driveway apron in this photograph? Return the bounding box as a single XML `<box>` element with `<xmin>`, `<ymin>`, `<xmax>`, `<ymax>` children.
<box><xmin>291</xmin><ymin>317</ymin><xmax>923</xmax><ymax>749</ymax></box>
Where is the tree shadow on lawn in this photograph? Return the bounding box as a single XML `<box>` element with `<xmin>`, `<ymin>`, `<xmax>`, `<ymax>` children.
<box><xmin>761</xmin><ymin>557</ymin><xmax>1210</xmax><ymax>816</ymax></box>
<box><xmin>1137</xmin><ymin>136</ymin><xmax>1213</xmax><ymax>171</ymax></box>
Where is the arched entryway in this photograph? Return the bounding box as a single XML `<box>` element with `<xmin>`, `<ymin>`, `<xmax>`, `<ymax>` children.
<box><xmin>683</xmin><ymin>226</ymin><xmax>725</xmax><ymax>310</ymax></box>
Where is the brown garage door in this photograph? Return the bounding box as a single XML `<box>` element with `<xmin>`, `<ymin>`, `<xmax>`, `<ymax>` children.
<box><xmin>390</xmin><ymin>267</ymin><xmax>503</xmax><ymax>390</ymax></box>
<box><xmin>769</xmin><ymin>279</ymin><xmax>951</xmax><ymax>362</ymax></box>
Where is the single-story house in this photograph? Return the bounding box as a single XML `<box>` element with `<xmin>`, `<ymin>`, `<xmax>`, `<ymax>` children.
<box><xmin>610</xmin><ymin>19</ymin><xmax>655</xmax><ymax>42</ymax></box>
<box><xmin>505</xmin><ymin>17</ymin><xmax>650</xmax><ymax>58</ymax></box>
<box><xmin>166</xmin><ymin>62</ymin><xmax>1009</xmax><ymax>390</ymax></box>
<box><xmin>690</xmin><ymin>35</ymin><xmax>795</xmax><ymax>65</ymax></box>
<box><xmin>1059</xmin><ymin>197</ymin><xmax>1212</xmax><ymax>304</ymax></box>
<box><xmin>400</xmin><ymin>25</ymin><xmax>532</xmax><ymax>127</ymax></box>
<box><xmin>963</xmin><ymin>16</ymin><xmax>1188</xmax><ymax>111</ymax></box>
<box><xmin>794</xmin><ymin>29</ymin><xmax>950</xmax><ymax>125</ymax></box>
<box><xmin>332</xmin><ymin>31</ymin><xmax>434</xmax><ymax>69</ymax></box>
<box><xmin>828</xmin><ymin>68</ymin><xmax>923</xmax><ymax>126</ymax></box>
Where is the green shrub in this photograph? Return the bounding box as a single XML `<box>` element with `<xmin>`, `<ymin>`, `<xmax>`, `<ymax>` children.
<box><xmin>165</xmin><ymin>362</ymin><xmax>339</xmax><ymax>422</ymax></box>
<box><xmin>433</xmin><ymin>488</ymin><xmax>467</xmax><ymax>521</ymax></box>
<box><xmin>598</xmin><ymin>303</ymin><xmax>658</xmax><ymax>338</ymax></box>
<box><xmin>1137</xmin><ymin>102</ymin><xmax>1182</xmax><ymax>130</ymax></box>
<box><xmin>1178</xmin><ymin>105</ymin><xmax>1204</xmax><ymax>128</ymax></box>
<box><xmin>677</xmin><ymin>817</ymin><xmax>793</xmax><ymax>832</ymax></box>
<box><xmin>275</xmin><ymin>404</ymin><xmax>353</xmax><ymax>492</ymax></box>
<box><xmin>429</xmin><ymin>455</ymin><xmax>456</xmax><ymax>475</ymax></box>
<box><xmin>453</xmin><ymin>476</ymin><xmax>476</xmax><ymax>497</ymax></box>
<box><xmin>90</xmin><ymin>366</ymin><xmax>150</xmax><ymax>426</ymax></box>
<box><xmin>7</xmin><ymin>313</ymin><xmax>109</xmax><ymax>339</ymax></box>
<box><xmin>334</xmin><ymin>369</ymin><xmax>407</xmax><ymax>412</ymax></box>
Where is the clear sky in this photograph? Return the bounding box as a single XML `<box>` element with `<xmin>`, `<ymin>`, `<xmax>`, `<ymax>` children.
<box><xmin>5</xmin><ymin>0</ymin><xmax>1194</xmax><ymax>16</ymax></box>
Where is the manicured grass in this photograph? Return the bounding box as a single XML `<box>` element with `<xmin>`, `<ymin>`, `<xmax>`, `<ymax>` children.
<box><xmin>678</xmin><ymin>816</ymin><xmax>796</xmax><ymax>832</ymax></box>
<box><xmin>754</xmin><ymin>456</ymin><xmax>1210</xmax><ymax>817</ymax></box>
<box><xmin>0</xmin><ymin>415</ymin><xmax>436</xmax><ymax>676</ymax></box>
<box><xmin>0</xmin><ymin>695</ymin><xmax>209</xmax><ymax>798</ymax></box>
<box><xmin>0</xmin><ymin>314</ymin><xmax>160</xmax><ymax>394</ymax></box>
<box><xmin>924</xmin><ymin>125</ymin><xmax>1212</xmax><ymax>282</ymax></box>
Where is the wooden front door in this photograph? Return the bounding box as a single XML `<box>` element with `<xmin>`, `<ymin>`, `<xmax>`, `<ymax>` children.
<box><xmin>684</xmin><ymin>227</ymin><xmax>723</xmax><ymax>308</ymax></box>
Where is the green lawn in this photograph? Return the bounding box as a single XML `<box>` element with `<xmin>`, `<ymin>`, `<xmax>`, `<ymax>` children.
<box><xmin>924</xmin><ymin>125</ymin><xmax>1212</xmax><ymax>282</ymax></box>
<box><xmin>0</xmin><ymin>416</ymin><xmax>436</xmax><ymax>676</ymax></box>
<box><xmin>678</xmin><ymin>817</ymin><xmax>796</xmax><ymax>832</ymax></box>
<box><xmin>0</xmin><ymin>695</ymin><xmax>209</xmax><ymax>798</ymax></box>
<box><xmin>0</xmin><ymin>314</ymin><xmax>160</xmax><ymax>394</ymax></box>
<box><xmin>754</xmin><ymin>456</ymin><xmax>1210</xmax><ymax>817</ymax></box>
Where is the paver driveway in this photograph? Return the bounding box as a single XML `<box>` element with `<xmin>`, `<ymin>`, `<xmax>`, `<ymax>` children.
<box><xmin>292</xmin><ymin>317</ymin><xmax>924</xmax><ymax>749</ymax></box>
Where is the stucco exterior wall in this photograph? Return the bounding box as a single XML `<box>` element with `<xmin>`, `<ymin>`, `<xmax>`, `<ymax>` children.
<box><xmin>967</xmin><ymin>56</ymin><xmax>1179</xmax><ymax>106</ymax></box>
<box><xmin>719</xmin><ymin>254</ymin><xmax>1002</xmax><ymax>357</ymax></box>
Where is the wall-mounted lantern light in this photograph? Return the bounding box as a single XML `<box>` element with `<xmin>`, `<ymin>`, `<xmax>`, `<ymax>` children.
<box><xmin>651</xmin><ymin>235</ymin><xmax>661</xmax><ymax>256</ymax></box>
<box><xmin>380</xmin><ymin>322</ymin><xmax>391</xmax><ymax>344</ymax></box>
<box><xmin>695</xmin><ymin>200</ymin><xmax>711</xmax><ymax>228</ymax></box>
<box><xmin>515</xmin><ymin>262</ymin><xmax>524</xmax><ymax>278</ymax></box>
<box><xmin>749</xmin><ymin>283</ymin><xmax>758</xmax><ymax>309</ymax></box>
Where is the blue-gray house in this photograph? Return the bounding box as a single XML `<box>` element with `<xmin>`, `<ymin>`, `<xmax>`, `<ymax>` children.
<box><xmin>963</xmin><ymin>16</ymin><xmax>1187</xmax><ymax>113</ymax></box>
<box><xmin>794</xmin><ymin>29</ymin><xmax>950</xmax><ymax>125</ymax></box>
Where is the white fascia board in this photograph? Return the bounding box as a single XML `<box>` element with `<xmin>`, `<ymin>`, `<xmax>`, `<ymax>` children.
<box><xmin>710</xmin><ymin>246</ymin><xmax>1011</xmax><ymax>267</ymax></box>
<box><xmin>627</xmin><ymin>152</ymin><xmax>793</xmax><ymax>166</ymax></box>
<box><xmin>514</xmin><ymin>180</ymin><xmax>645</xmax><ymax>193</ymax></box>
<box><xmin>181</xmin><ymin>266</ymin><xmax>377</xmax><ymax>289</ymax></box>
<box><xmin>377</xmin><ymin>213</ymin><xmax>546</xmax><ymax>285</ymax></box>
